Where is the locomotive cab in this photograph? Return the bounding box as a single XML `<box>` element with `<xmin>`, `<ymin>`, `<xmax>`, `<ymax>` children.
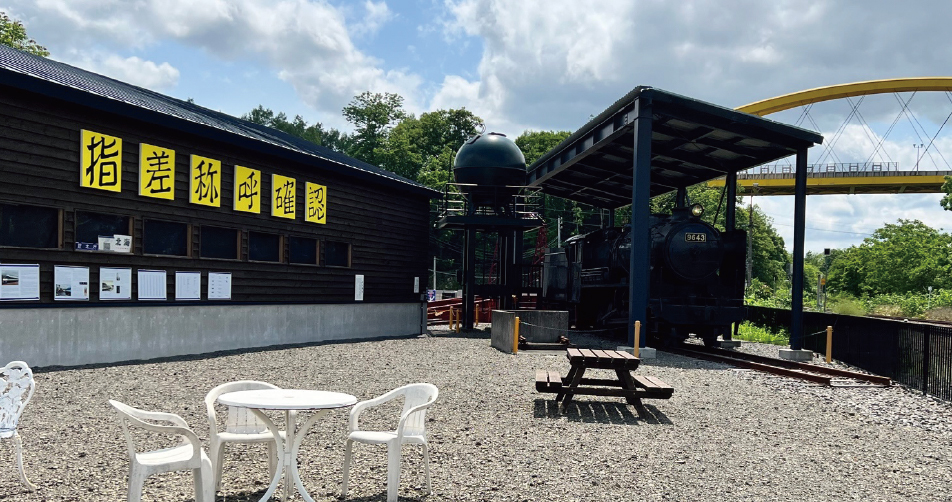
<box><xmin>542</xmin><ymin>200</ymin><xmax>747</xmax><ymax>347</ymax></box>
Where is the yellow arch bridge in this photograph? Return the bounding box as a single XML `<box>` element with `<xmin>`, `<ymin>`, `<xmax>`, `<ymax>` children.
<box><xmin>708</xmin><ymin>78</ymin><xmax>952</xmax><ymax>195</ymax></box>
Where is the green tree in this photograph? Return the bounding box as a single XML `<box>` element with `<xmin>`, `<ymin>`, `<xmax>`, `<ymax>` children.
<box><xmin>515</xmin><ymin>131</ymin><xmax>592</xmax><ymax>244</ymax></box>
<box><xmin>241</xmin><ymin>105</ymin><xmax>351</xmax><ymax>153</ymax></box>
<box><xmin>379</xmin><ymin>108</ymin><xmax>482</xmax><ymax>184</ymax></box>
<box><xmin>940</xmin><ymin>175</ymin><xmax>952</xmax><ymax>211</ymax></box>
<box><xmin>827</xmin><ymin>219</ymin><xmax>952</xmax><ymax>296</ymax></box>
<box><xmin>0</xmin><ymin>12</ymin><xmax>48</xmax><ymax>57</ymax></box>
<box><xmin>342</xmin><ymin>91</ymin><xmax>407</xmax><ymax>166</ymax></box>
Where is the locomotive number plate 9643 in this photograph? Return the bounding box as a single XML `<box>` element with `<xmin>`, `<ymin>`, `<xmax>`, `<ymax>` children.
<box><xmin>684</xmin><ymin>233</ymin><xmax>706</xmax><ymax>242</ymax></box>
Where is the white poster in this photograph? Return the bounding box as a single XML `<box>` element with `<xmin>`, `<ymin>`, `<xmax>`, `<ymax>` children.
<box><xmin>137</xmin><ymin>269</ymin><xmax>167</xmax><ymax>300</ymax></box>
<box><xmin>97</xmin><ymin>234</ymin><xmax>132</xmax><ymax>253</ymax></box>
<box><xmin>175</xmin><ymin>271</ymin><xmax>201</xmax><ymax>300</ymax></box>
<box><xmin>413</xmin><ymin>276</ymin><xmax>420</xmax><ymax>293</ymax></box>
<box><xmin>112</xmin><ymin>234</ymin><xmax>132</xmax><ymax>253</ymax></box>
<box><xmin>355</xmin><ymin>274</ymin><xmax>364</xmax><ymax>301</ymax></box>
<box><xmin>208</xmin><ymin>272</ymin><xmax>232</xmax><ymax>300</ymax></box>
<box><xmin>54</xmin><ymin>266</ymin><xmax>90</xmax><ymax>301</ymax></box>
<box><xmin>100</xmin><ymin>267</ymin><xmax>132</xmax><ymax>300</ymax></box>
<box><xmin>0</xmin><ymin>264</ymin><xmax>40</xmax><ymax>301</ymax></box>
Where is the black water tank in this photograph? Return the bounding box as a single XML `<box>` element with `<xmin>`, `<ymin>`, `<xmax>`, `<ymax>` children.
<box><xmin>453</xmin><ymin>132</ymin><xmax>526</xmax><ymax>193</ymax></box>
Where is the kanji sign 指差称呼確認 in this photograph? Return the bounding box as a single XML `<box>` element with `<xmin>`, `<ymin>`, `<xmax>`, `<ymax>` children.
<box><xmin>78</xmin><ymin>129</ymin><xmax>327</xmax><ymax>223</ymax></box>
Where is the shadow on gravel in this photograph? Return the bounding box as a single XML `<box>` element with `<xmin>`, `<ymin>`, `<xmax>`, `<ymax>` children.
<box><xmin>220</xmin><ymin>489</ymin><xmax>428</xmax><ymax>501</ymax></box>
<box><xmin>425</xmin><ymin>329</ymin><xmax>491</xmax><ymax>340</ymax></box>
<box><xmin>532</xmin><ymin>398</ymin><xmax>673</xmax><ymax>425</ymax></box>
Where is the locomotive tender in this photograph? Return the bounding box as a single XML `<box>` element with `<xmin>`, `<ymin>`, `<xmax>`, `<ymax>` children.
<box><xmin>543</xmin><ymin>193</ymin><xmax>746</xmax><ymax>347</ymax></box>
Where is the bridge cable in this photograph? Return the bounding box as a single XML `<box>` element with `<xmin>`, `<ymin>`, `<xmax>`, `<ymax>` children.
<box><xmin>816</xmin><ymin>95</ymin><xmax>865</xmax><ymax>166</ymax></box>
<box><xmin>917</xmin><ymin>94</ymin><xmax>952</xmax><ymax>171</ymax></box>
<box><xmin>845</xmin><ymin>96</ymin><xmax>894</xmax><ymax>164</ymax></box>
<box><xmin>894</xmin><ymin>91</ymin><xmax>952</xmax><ymax>170</ymax></box>
<box><xmin>864</xmin><ymin>93</ymin><xmax>914</xmax><ymax>166</ymax></box>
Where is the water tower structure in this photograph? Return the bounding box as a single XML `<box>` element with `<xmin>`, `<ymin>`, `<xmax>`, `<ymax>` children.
<box><xmin>436</xmin><ymin>132</ymin><xmax>545</xmax><ymax>327</ymax></box>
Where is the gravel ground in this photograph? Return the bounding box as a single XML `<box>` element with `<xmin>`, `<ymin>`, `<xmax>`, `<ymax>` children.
<box><xmin>2</xmin><ymin>326</ymin><xmax>951</xmax><ymax>501</ymax></box>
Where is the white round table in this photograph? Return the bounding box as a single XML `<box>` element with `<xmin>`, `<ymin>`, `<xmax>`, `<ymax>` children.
<box><xmin>217</xmin><ymin>389</ymin><xmax>357</xmax><ymax>502</ymax></box>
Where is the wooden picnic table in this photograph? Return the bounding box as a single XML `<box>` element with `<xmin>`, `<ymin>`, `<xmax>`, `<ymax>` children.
<box><xmin>536</xmin><ymin>348</ymin><xmax>674</xmax><ymax>410</ymax></box>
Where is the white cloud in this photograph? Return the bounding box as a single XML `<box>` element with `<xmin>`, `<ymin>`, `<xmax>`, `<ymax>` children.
<box><xmin>435</xmin><ymin>0</ymin><xmax>952</xmax><ymax>134</ymax></box>
<box><xmin>67</xmin><ymin>54</ymin><xmax>180</xmax><ymax>91</ymax></box>
<box><xmin>350</xmin><ymin>1</ymin><xmax>394</xmax><ymax>38</ymax></box>
<box><xmin>3</xmin><ymin>0</ymin><xmax>416</xmax><ymax>121</ymax></box>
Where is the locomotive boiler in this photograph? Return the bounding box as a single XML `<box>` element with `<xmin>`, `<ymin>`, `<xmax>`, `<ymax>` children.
<box><xmin>543</xmin><ymin>198</ymin><xmax>747</xmax><ymax>347</ymax></box>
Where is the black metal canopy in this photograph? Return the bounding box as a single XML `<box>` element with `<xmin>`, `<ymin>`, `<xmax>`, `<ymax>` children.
<box><xmin>526</xmin><ymin>86</ymin><xmax>824</xmax><ymax>208</ymax></box>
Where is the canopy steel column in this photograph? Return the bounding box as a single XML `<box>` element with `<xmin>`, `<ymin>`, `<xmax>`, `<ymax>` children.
<box><xmin>725</xmin><ymin>171</ymin><xmax>737</xmax><ymax>231</ymax></box>
<box><xmin>462</xmin><ymin>228</ymin><xmax>477</xmax><ymax>327</ymax></box>
<box><xmin>628</xmin><ymin>97</ymin><xmax>652</xmax><ymax>348</ymax></box>
<box><xmin>790</xmin><ymin>148</ymin><xmax>808</xmax><ymax>350</ymax></box>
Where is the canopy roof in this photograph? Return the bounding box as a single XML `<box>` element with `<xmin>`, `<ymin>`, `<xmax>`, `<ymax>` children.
<box><xmin>526</xmin><ymin>86</ymin><xmax>824</xmax><ymax>208</ymax></box>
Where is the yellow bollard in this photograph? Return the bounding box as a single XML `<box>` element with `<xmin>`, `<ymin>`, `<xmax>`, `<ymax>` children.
<box><xmin>825</xmin><ymin>325</ymin><xmax>833</xmax><ymax>363</ymax></box>
<box><xmin>456</xmin><ymin>308</ymin><xmax>461</xmax><ymax>333</ymax></box>
<box><xmin>475</xmin><ymin>302</ymin><xmax>480</xmax><ymax>325</ymax></box>
<box><xmin>513</xmin><ymin>316</ymin><xmax>520</xmax><ymax>354</ymax></box>
<box><xmin>633</xmin><ymin>321</ymin><xmax>641</xmax><ymax>358</ymax></box>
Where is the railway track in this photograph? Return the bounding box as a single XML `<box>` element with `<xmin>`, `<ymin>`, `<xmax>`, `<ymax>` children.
<box><xmin>670</xmin><ymin>344</ymin><xmax>892</xmax><ymax>387</ymax></box>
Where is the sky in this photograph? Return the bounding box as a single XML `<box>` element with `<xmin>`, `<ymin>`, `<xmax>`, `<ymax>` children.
<box><xmin>4</xmin><ymin>0</ymin><xmax>952</xmax><ymax>254</ymax></box>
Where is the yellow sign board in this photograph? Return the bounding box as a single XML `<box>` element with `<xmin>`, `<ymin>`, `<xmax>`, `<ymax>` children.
<box><xmin>233</xmin><ymin>165</ymin><xmax>261</xmax><ymax>213</ymax></box>
<box><xmin>306</xmin><ymin>182</ymin><xmax>327</xmax><ymax>224</ymax></box>
<box><xmin>272</xmin><ymin>174</ymin><xmax>296</xmax><ymax>219</ymax></box>
<box><xmin>138</xmin><ymin>143</ymin><xmax>175</xmax><ymax>199</ymax></box>
<box><xmin>80</xmin><ymin>129</ymin><xmax>122</xmax><ymax>191</ymax></box>
<box><xmin>189</xmin><ymin>155</ymin><xmax>222</xmax><ymax>207</ymax></box>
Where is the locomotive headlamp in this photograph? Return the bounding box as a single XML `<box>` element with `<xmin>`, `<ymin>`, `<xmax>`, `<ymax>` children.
<box><xmin>690</xmin><ymin>203</ymin><xmax>704</xmax><ymax>217</ymax></box>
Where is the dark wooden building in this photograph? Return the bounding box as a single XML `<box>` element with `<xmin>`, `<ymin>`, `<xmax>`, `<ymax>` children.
<box><xmin>0</xmin><ymin>45</ymin><xmax>437</xmax><ymax>367</ymax></box>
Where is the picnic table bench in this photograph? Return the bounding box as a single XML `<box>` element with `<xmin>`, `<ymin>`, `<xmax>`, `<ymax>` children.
<box><xmin>536</xmin><ymin>348</ymin><xmax>673</xmax><ymax>410</ymax></box>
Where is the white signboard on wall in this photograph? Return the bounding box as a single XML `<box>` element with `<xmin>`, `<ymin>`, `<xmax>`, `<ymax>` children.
<box><xmin>355</xmin><ymin>274</ymin><xmax>364</xmax><ymax>301</ymax></box>
<box><xmin>100</xmin><ymin>267</ymin><xmax>132</xmax><ymax>300</ymax></box>
<box><xmin>137</xmin><ymin>269</ymin><xmax>167</xmax><ymax>300</ymax></box>
<box><xmin>208</xmin><ymin>272</ymin><xmax>232</xmax><ymax>300</ymax></box>
<box><xmin>175</xmin><ymin>271</ymin><xmax>201</xmax><ymax>300</ymax></box>
<box><xmin>54</xmin><ymin>265</ymin><xmax>90</xmax><ymax>301</ymax></box>
<box><xmin>413</xmin><ymin>276</ymin><xmax>420</xmax><ymax>293</ymax></box>
<box><xmin>0</xmin><ymin>264</ymin><xmax>40</xmax><ymax>301</ymax></box>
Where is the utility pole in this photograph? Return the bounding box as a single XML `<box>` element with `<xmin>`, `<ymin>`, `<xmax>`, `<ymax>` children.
<box><xmin>432</xmin><ymin>256</ymin><xmax>437</xmax><ymax>291</ymax></box>
<box><xmin>557</xmin><ymin>216</ymin><xmax>562</xmax><ymax>247</ymax></box>
<box><xmin>913</xmin><ymin>143</ymin><xmax>924</xmax><ymax>170</ymax></box>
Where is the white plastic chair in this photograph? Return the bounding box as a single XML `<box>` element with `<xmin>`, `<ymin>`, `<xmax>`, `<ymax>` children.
<box><xmin>341</xmin><ymin>383</ymin><xmax>439</xmax><ymax>502</ymax></box>
<box><xmin>0</xmin><ymin>361</ymin><xmax>36</xmax><ymax>491</ymax></box>
<box><xmin>205</xmin><ymin>380</ymin><xmax>284</xmax><ymax>491</ymax></box>
<box><xmin>109</xmin><ymin>400</ymin><xmax>214</xmax><ymax>502</ymax></box>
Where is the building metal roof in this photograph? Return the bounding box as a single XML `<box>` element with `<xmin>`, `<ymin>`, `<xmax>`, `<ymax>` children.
<box><xmin>526</xmin><ymin>86</ymin><xmax>824</xmax><ymax>208</ymax></box>
<box><xmin>0</xmin><ymin>45</ymin><xmax>439</xmax><ymax>198</ymax></box>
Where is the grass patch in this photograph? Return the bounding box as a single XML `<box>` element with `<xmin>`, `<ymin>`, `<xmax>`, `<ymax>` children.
<box><xmin>734</xmin><ymin>321</ymin><xmax>789</xmax><ymax>345</ymax></box>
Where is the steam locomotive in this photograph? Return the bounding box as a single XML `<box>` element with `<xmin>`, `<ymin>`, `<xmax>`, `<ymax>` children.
<box><xmin>542</xmin><ymin>200</ymin><xmax>747</xmax><ymax>347</ymax></box>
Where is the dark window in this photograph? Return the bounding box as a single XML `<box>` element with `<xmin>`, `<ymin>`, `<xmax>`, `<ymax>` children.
<box><xmin>144</xmin><ymin>220</ymin><xmax>189</xmax><ymax>256</ymax></box>
<box><xmin>289</xmin><ymin>236</ymin><xmax>318</xmax><ymax>265</ymax></box>
<box><xmin>200</xmin><ymin>226</ymin><xmax>239</xmax><ymax>259</ymax></box>
<box><xmin>249</xmin><ymin>232</ymin><xmax>281</xmax><ymax>262</ymax></box>
<box><xmin>76</xmin><ymin>211</ymin><xmax>129</xmax><ymax>245</ymax></box>
<box><xmin>0</xmin><ymin>204</ymin><xmax>59</xmax><ymax>248</ymax></box>
<box><xmin>324</xmin><ymin>241</ymin><xmax>350</xmax><ymax>267</ymax></box>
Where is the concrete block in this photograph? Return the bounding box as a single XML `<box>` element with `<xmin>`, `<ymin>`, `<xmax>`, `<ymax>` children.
<box><xmin>719</xmin><ymin>340</ymin><xmax>742</xmax><ymax>348</ymax></box>
<box><xmin>490</xmin><ymin>310</ymin><xmax>568</xmax><ymax>353</ymax></box>
<box><xmin>779</xmin><ymin>348</ymin><xmax>814</xmax><ymax>362</ymax></box>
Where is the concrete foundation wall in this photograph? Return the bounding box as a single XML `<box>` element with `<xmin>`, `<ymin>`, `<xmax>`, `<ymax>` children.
<box><xmin>491</xmin><ymin>310</ymin><xmax>568</xmax><ymax>353</ymax></box>
<box><xmin>0</xmin><ymin>303</ymin><xmax>424</xmax><ymax>368</ymax></box>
